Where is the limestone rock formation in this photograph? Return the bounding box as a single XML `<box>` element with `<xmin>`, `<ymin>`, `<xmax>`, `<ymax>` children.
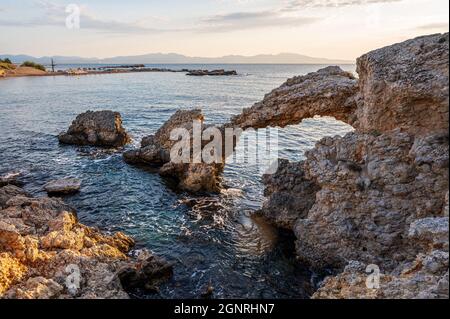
<box><xmin>231</xmin><ymin>66</ymin><xmax>359</xmax><ymax>129</ymax></box>
<box><xmin>0</xmin><ymin>185</ymin><xmax>29</xmax><ymax>209</ymax></box>
<box><xmin>0</xmin><ymin>172</ymin><xmax>23</xmax><ymax>188</ymax></box>
<box><xmin>124</xmin><ymin>109</ymin><xmax>204</xmax><ymax>165</ymax></box>
<box><xmin>0</xmin><ymin>182</ymin><xmax>172</xmax><ymax>299</ymax></box>
<box><xmin>294</xmin><ymin>130</ymin><xmax>448</xmax><ymax>271</ymax></box>
<box><xmin>231</xmin><ymin>33</ymin><xmax>449</xmax><ymax>298</ymax></box>
<box><xmin>231</xmin><ymin>33</ymin><xmax>449</xmax><ymax>135</ymax></box>
<box><xmin>58</xmin><ymin>110</ymin><xmax>130</xmax><ymax>147</ymax></box>
<box><xmin>355</xmin><ymin>33</ymin><xmax>449</xmax><ymax>135</ymax></box>
<box><xmin>258</xmin><ymin>159</ymin><xmax>319</xmax><ymax>230</ymax></box>
<box><xmin>118</xmin><ymin>253</ymin><xmax>174</xmax><ymax>292</ymax></box>
<box><xmin>124</xmin><ymin>109</ymin><xmax>224</xmax><ymax>192</ymax></box>
<box><xmin>313</xmin><ymin>215</ymin><xmax>449</xmax><ymax>299</ymax></box>
<box><xmin>186</xmin><ymin>69</ymin><xmax>237</xmax><ymax>76</ymax></box>
<box><xmin>44</xmin><ymin>178</ymin><xmax>82</xmax><ymax>196</ymax></box>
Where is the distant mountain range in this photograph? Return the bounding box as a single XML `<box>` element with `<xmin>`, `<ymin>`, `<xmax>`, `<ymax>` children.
<box><xmin>0</xmin><ymin>53</ymin><xmax>352</xmax><ymax>65</ymax></box>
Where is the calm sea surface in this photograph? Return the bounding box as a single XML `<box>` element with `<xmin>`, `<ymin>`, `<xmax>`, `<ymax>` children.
<box><xmin>0</xmin><ymin>64</ymin><xmax>354</xmax><ymax>298</ymax></box>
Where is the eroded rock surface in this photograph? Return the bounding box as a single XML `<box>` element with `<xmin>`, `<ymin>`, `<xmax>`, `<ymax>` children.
<box><xmin>313</xmin><ymin>215</ymin><xmax>449</xmax><ymax>299</ymax></box>
<box><xmin>0</xmin><ymin>183</ymin><xmax>172</xmax><ymax>299</ymax></box>
<box><xmin>294</xmin><ymin>130</ymin><xmax>448</xmax><ymax>271</ymax></box>
<box><xmin>58</xmin><ymin>110</ymin><xmax>130</xmax><ymax>147</ymax></box>
<box><xmin>0</xmin><ymin>172</ymin><xmax>23</xmax><ymax>188</ymax></box>
<box><xmin>355</xmin><ymin>33</ymin><xmax>449</xmax><ymax>135</ymax></box>
<box><xmin>231</xmin><ymin>34</ymin><xmax>449</xmax><ymax>136</ymax></box>
<box><xmin>231</xmin><ymin>33</ymin><xmax>449</xmax><ymax>298</ymax></box>
<box><xmin>124</xmin><ymin>109</ymin><xmax>224</xmax><ymax>192</ymax></box>
<box><xmin>231</xmin><ymin>66</ymin><xmax>358</xmax><ymax>129</ymax></box>
<box><xmin>258</xmin><ymin>159</ymin><xmax>319</xmax><ymax>230</ymax></box>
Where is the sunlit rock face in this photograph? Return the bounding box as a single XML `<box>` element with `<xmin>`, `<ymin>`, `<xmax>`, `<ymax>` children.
<box><xmin>58</xmin><ymin>110</ymin><xmax>130</xmax><ymax>147</ymax></box>
<box><xmin>231</xmin><ymin>33</ymin><xmax>449</xmax><ymax>299</ymax></box>
<box><xmin>0</xmin><ymin>183</ymin><xmax>172</xmax><ymax>299</ymax></box>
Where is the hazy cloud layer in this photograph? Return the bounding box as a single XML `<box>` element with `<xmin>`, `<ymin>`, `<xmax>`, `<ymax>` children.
<box><xmin>0</xmin><ymin>0</ymin><xmax>175</xmax><ymax>33</ymax></box>
<box><xmin>200</xmin><ymin>10</ymin><xmax>320</xmax><ymax>32</ymax></box>
<box><xmin>415</xmin><ymin>22</ymin><xmax>449</xmax><ymax>30</ymax></box>
<box><xmin>283</xmin><ymin>0</ymin><xmax>403</xmax><ymax>11</ymax></box>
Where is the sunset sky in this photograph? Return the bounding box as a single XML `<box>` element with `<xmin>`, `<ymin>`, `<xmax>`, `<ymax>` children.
<box><xmin>0</xmin><ymin>0</ymin><xmax>448</xmax><ymax>60</ymax></box>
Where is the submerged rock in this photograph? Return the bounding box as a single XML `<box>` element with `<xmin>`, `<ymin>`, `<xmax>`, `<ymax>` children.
<box><xmin>186</xmin><ymin>69</ymin><xmax>237</xmax><ymax>76</ymax></box>
<box><xmin>231</xmin><ymin>66</ymin><xmax>358</xmax><ymax>129</ymax></box>
<box><xmin>230</xmin><ymin>33</ymin><xmax>449</xmax><ymax>299</ymax></box>
<box><xmin>44</xmin><ymin>178</ymin><xmax>81</xmax><ymax>195</ymax></box>
<box><xmin>58</xmin><ymin>110</ymin><xmax>130</xmax><ymax>147</ymax></box>
<box><xmin>0</xmin><ymin>181</ymin><xmax>171</xmax><ymax>299</ymax></box>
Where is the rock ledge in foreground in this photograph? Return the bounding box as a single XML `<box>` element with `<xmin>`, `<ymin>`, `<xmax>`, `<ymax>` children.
<box><xmin>0</xmin><ymin>180</ymin><xmax>172</xmax><ymax>299</ymax></box>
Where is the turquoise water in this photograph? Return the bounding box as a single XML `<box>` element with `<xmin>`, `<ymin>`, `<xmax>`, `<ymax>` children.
<box><xmin>0</xmin><ymin>64</ymin><xmax>354</xmax><ymax>298</ymax></box>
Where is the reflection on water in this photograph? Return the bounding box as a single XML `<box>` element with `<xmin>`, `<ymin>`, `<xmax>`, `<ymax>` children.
<box><xmin>0</xmin><ymin>64</ymin><xmax>354</xmax><ymax>298</ymax></box>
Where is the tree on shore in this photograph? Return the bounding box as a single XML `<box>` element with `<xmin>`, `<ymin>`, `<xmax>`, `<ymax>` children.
<box><xmin>21</xmin><ymin>61</ymin><xmax>46</xmax><ymax>72</ymax></box>
<box><xmin>0</xmin><ymin>58</ymin><xmax>12</xmax><ymax>64</ymax></box>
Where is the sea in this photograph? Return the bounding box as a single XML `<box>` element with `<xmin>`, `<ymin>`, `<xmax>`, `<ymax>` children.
<box><xmin>0</xmin><ymin>64</ymin><xmax>355</xmax><ymax>298</ymax></box>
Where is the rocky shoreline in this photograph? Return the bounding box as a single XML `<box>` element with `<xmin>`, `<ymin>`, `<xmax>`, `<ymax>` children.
<box><xmin>1</xmin><ymin>33</ymin><xmax>448</xmax><ymax>299</ymax></box>
<box><xmin>1</xmin><ymin>66</ymin><xmax>239</xmax><ymax>78</ymax></box>
<box><xmin>0</xmin><ymin>174</ymin><xmax>173</xmax><ymax>299</ymax></box>
<box><xmin>234</xmin><ymin>33</ymin><xmax>449</xmax><ymax>299</ymax></box>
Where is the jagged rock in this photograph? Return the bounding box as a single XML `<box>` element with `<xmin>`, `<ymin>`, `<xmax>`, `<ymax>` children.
<box><xmin>258</xmin><ymin>159</ymin><xmax>319</xmax><ymax>229</ymax></box>
<box><xmin>124</xmin><ymin>109</ymin><xmax>224</xmax><ymax>192</ymax></box>
<box><xmin>229</xmin><ymin>33</ymin><xmax>449</xmax><ymax>299</ymax></box>
<box><xmin>118</xmin><ymin>255</ymin><xmax>173</xmax><ymax>292</ymax></box>
<box><xmin>293</xmin><ymin>130</ymin><xmax>448</xmax><ymax>270</ymax></box>
<box><xmin>0</xmin><ymin>253</ymin><xmax>27</xmax><ymax>296</ymax></box>
<box><xmin>231</xmin><ymin>66</ymin><xmax>358</xmax><ymax>130</ymax></box>
<box><xmin>0</xmin><ymin>185</ymin><xmax>29</xmax><ymax>209</ymax></box>
<box><xmin>313</xmin><ymin>220</ymin><xmax>449</xmax><ymax>299</ymax></box>
<box><xmin>58</xmin><ymin>110</ymin><xmax>130</xmax><ymax>147</ymax></box>
<box><xmin>0</xmin><ymin>172</ymin><xmax>23</xmax><ymax>187</ymax></box>
<box><xmin>44</xmin><ymin>178</ymin><xmax>81</xmax><ymax>195</ymax></box>
<box><xmin>124</xmin><ymin>109</ymin><xmax>204</xmax><ymax>165</ymax></box>
<box><xmin>231</xmin><ymin>34</ymin><xmax>449</xmax><ymax>136</ymax></box>
<box><xmin>313</xmin><ymin>254</ymin><xmax>449</xmax><ymax>299</ymax></box>
<box><xmin>0</xmin><ymin>183</ymin><xmax>171</xmax><ymax>299</ymax></box>
<box><xmin>355</xmin><ymin>33</ymin><xmax>449</xmax><ymax>134</ymax></box>
<box><xmin>8</xmin><ymin>277</ymin><xmax>64</xmax><ymax>299</ymax></box>
<box><xmin>409</xmin><ymin>217</ymin><xmax>449</xmax><ymax>251</ymax></box>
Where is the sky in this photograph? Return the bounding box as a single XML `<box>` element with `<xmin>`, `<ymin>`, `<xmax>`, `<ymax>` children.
<box><xmin>0</xmin><ymin>0</ymin><xmax>448</xmax><ymax>60</ymax></box>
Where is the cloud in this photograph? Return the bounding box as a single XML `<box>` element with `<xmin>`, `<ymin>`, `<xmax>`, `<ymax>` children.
<box><xmin>3</xmin><ymin>0</ymin><xmax>403</xmax><ymax>35</ymax></box>
<box><xmin>198</xmin><ymin>10</ymin><xmax>320</xmax><ymax>32</ymax></box>
<box><xmin>283</xmin><ymin>0</ymin><xmax>403</xmax><ymax>11</ymax></box>
<box><xmin>196</xmin><ymin>0</ymin><xmax>404</xmax><ymax>32</ymax></box>
<box><xmin>0</xmin><ymin>0</ymin><xmax>178</xmax><ymax>34</ymax></box>
<box><xmin>415</xmin><ymin>22</ymin><xmax>449</xmax><ymax>31</ymax></box>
